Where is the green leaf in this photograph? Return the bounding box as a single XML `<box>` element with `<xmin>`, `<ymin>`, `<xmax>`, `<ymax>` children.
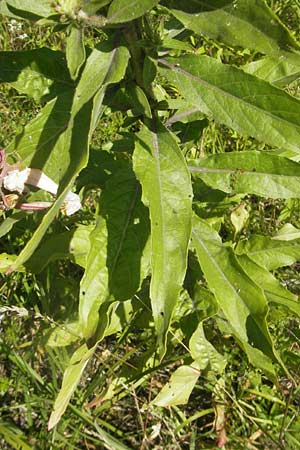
<box><xmin>0</xmin><ymin>422</ymin><xmax>31</xmax><ymax>450</ymax></box>
<box><xmin>236</xmin><ymin>235</ymin><xmax>300</xmax><ymax>270</ymax></box>
<box><xmin>82</xmin><ymin>0</ymin><xmax>111</xmax><ymax>15</ymax></box>
<box><xmin>7</xmin><ymin>91</ymin><xmax>74</xmax><ymax>182</ymax></box>
<box><xmin>189</xmin><ymin>151</ymin><xmax>300</xmax><ymax>198</ymax></box>
<box><xmin>71</xmin><ymin>41</ymin><xmax>130</xmax><ymax>117</ymax></box>
<box><xmin>163</xmin><ymin>0</ymin><xmax>300</xmax><ymax>55</ymax></box>
<box><xmin>126</xmin><ymin>83</ymin><xmax>152</xmax><ymax>118</ymax></box>
<box><xmin>190</xmin><ymin>323</ymin><xmax>226</xmax><ymax>372</ymax></box>
<box><xmin>79</xmin><ymin>167</ymin><xmax>150</xmax><ymax>339</ymax></box>
<box><xmin>26</xmin><ymin>225</ymin><xmax>92</xmax><ymax>273</ymax></box>
<box><xmin>92</xmin><ymin>423</ymin><xmax>133</xmax><ymax>450</ymax></box>
<box><xmin>273</xmin><ymin>223</ymin><xmax>300</xmax><ymax>241</ymax></box>
<box><xmin>7</xmin><ymin>40</ymin><xmax>130</xmax><ymax>271</ymax></box>
<box><xmin>237</xmin><ymin>254</ymin><xmax>300</xmax><ymax>317</ymax></box>
<box><xmin>143</xmin><ymin>55</ymin><xmax>157</xmax><ymax>86</ymax></box>
<box><xmin>133</xmin><ymin>120</ymin><xmax>193</xmax><ymax>356</ymax></box>
<box><xmin>47</xmin><ymin>321</ymin><xmax>82</xmax><ymax>347</ymax></box>
<box><xmin>0</xmin><ymin>1</ymin><xmax>21</xmax><ymax>17</ymax></box>
<box><xmin>0</xmin><ymin>253</ymin><xmax>22</xmax><ymax>273</ymax></box>
<box><xmin>48</xmin><ymin>343</ymin><xmax>96</xmax><ymax>430</ymax></box>
<box><xmin>0</xmin><ymin>211</ymin><xmax>27</xmax><ymax>238</ymax></box>
<box><xmin>6</xmin><ymin>0</ymin><xmax>54</xmax><ymax>18</ymax></box>
<box><xmin>243</xmin><ymin>53</ymin><xmax>300</xmax><ymax>87</ymax></box>
<box><xmin>191</xmin><ymin>216</ymin><xmax>277</xmax><ymax>367</ymax></box>
<box><xmin>107</xmin><ymin>0</ymin><xmax>159</xmax><ymax>24</ymax></box>
<box><xmin>230</xmin><ymin>203</ymin><xmax>249</xmax><ymax>236</ymax></box>
<box><xmin>159</xmin><ymin>55</ymin><xmax>300</xmax><ymax>152</ymax></box>
<box><xmin>66</xmin><ymin>27</ymin><xmax>86</xmax><ymax>81</ymax></box>
<box><xmin>7</xmin><ymin>100</ymin><xmax>94</xmax><ymax>272</ymax></box>
<box><xmin>0</xmin><ymin>48</ymin><xmax>73</xmax><ymax>102</ymax></box>
<box><xmin>151</xmin><ymin>364</ymin><xmax>200</xmax><ymax>407</ymax></box>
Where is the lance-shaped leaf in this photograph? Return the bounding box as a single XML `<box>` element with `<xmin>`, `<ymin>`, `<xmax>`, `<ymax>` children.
<box><xmin>159</xmin><ymin>55</ymin><xmax>300</xmax><ymax>152</ymax></box>
<box><xmin>237</xmin><ymin>254</ymin><xmax>300</xmax><ymax>317</ymax></box>
<box><xmin>188</xmin><ymin>151</ymin><xmax>300</xmax><ymax>199</ymax></box>
<box><xmin>48</xmin><ymin>343</ymin><xmax>96</xmax><ymax>430</ymax></box>
<box><xmin>236</xmin><ymin>235</ymin><xmax>300</xmax><ymax>270</ymax></box>
<box><xmin>66</xmin><ymin>27</ymin><xmax>86</xmax><ymax>81</ymax></box>
<box><xmin>191</xmin><ymin>216</ymin><xmax>276</xmax><ymax>364</ymax></box>
<box><xmin>0</xmin><ymin>48</ymin><xmax>73</xmax><ymax>101</ymax></box>
<box><xmin>7</xmin><ymin>41</ymin><xmax>130</xmax><ymax>271</ymax></box>
<box><xmin>243</xmin><ymin>53</ymin><xmax>300</xmax><ymax>87</ymax></box>
<box><xmin>7</xmin><ymin>91</ymin><xmax>74</xmax><ymax>182</ymax></box>
<box><xmin>72</xmin><ymin>41</ymin><xmax>130</xmax><ymax>117</ymax></box>
<box><xmin>79</xmin><ymin>167</ymin><xmax>150</xmax><ymax>339</ymax></box>
<box><xmin>107</xmin><ymin>0</ymin><xmax>159</xmax><ymax>24</ymax></box>
<box><xmin>7</xmin><ymin>100</ymin><xmax>94</xmax><ymax>272</ymax></box>
<box><xmin>162</xmin><ymin>0</ymin><xmax>300</xmax><ymax>56</ymax></box>
<box><xmin>133</xmin><ymin>120</ymin><xmax>193</xmax><ymax>356</ymax></box>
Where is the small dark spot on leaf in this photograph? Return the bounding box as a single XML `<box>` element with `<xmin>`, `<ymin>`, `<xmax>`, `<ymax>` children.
<box><xmin>82</xmin><ymin>291</ymin><xmax>85</xmax><ymax>296</ymax></box>
<box><xmin>160</xmin><ymin>311</ymin><xmax>164</xmax><ymax>316</ymax></box>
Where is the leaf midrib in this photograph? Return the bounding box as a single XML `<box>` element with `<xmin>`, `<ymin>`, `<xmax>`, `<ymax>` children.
<box><xmin>159</xmin><ymin>58</ymin><xmax>300</xmax><ymax>132</ymax></box>
<box><xmin>188</xmin><ymin>165</ymin><xmax>300</xmax><ymax>179</ymax></box>
<box><xmin>192</xmin><ymin>229</ymin><xmax>266</xmax><ymax>338</ymax></box>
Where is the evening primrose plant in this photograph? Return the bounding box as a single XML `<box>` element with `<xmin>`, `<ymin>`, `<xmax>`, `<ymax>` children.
<box><xmin>1</xmin><ymin>0</ymin><xmax>300</xmax><ymax>442</ymax></box>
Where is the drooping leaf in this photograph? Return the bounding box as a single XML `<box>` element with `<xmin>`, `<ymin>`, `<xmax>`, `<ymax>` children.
<box><xmin>189</xmin><ymin>151</ymin><xmax>300</xmax><ymax>198</ymax></box>
<box><xmin>191</xmin><ymin>215</ymin><xmax>277</xmax><ymax>372</ymax></box>
<box><xmin>7</xmin><ymin>40</ymin><xmax>130</xmax><ymax>271</ymax></box>
<box><xmin>48</xmin><ymin>343</ymin><xmax>96</xmax><ymax>430</ymax></box>
<box><xmin>237</xmin><ymin>254</ymin><xmax>300</xmax><ymax>317</ymax></box>
<box><xmin>7</xmin><ymin>91</ymin><xmax>74</xmax><ymax>182</ymax></box>
<box><xmin>7</xmin><ymin>100</ymin><xmax>93</xmax><ymax>272</ymax></box>
<box><xmin>0</xmin><ymin>48</ymin><xmax>73</xmax><ymax>102</ymax></box>
<box><xmin>133</xmin><ymin>120</ymin><xmax>193</xmax><ymax>356</ymax></box>
<box><xmin>151</xmin><ymin>364</ymin><xmax>200</xmax><ymax>407</ymax></box>
<box><xmin>162</xmin><ymin>0</ymin><xmax>300</xmax><ymax>56</ymax></box>
<box><xmin>107</xmin><ymin>0</ymin><xmax>159</xmax><ymax>24</ymax></box>
<box><xmin>159</xmin><ymin>55</ymin><xmax>300</xmax><ymax>152</ymax></box>
<box><xmin>243</xmin><ymin>53</ymin><xmax>300</xmax><ymax>87</ymax></box>
<box><xmin>190</xmin><ymin>322</ymin><xmax>226</xmax><ymax>372</ymax></box>
<box><xmin>79</xmin><ymin>167</ymin><xmax>151</xmax><ymax>339</ymax></box>
<box><xmin>236</xmin><ymin>235</ymin><xmax>300</xmax><ymax>270</ymax></box>
<box><xmin>66</xmin><ymin>27</ymin><xmax>86</xmax><ymax>80</ymax></box>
